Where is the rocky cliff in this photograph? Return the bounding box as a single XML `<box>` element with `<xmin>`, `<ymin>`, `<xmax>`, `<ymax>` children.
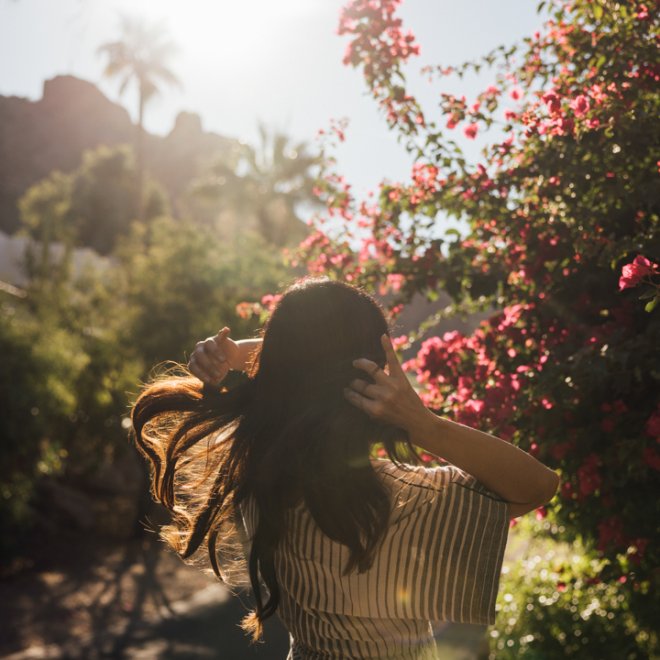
<box><xmin>0</xmin><ymin>75</ymin><xmax>237</xmax><ymax>233</ymax></box>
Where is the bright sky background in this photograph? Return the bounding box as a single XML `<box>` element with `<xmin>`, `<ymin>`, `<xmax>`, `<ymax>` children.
<box><xmin>0</xmin><ymin>0</ymin><xmax>545</xmax><ymax>206</ymax></box>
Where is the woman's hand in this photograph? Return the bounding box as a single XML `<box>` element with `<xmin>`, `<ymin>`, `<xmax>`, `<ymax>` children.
<box><xmin>344</xmin><ymin>334</ymin><xmax>432</xmax><ymax>432</ymax></box>
<box><xmin>188</xmin><ymin>327</ymin><xmax>239</xmax><ymax>386</ymax></box>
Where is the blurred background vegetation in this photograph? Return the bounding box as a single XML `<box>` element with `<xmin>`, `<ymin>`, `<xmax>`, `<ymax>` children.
<box><xmin>0</xmin><ymin>14</ymin><xmax>324</xmax><ymax>570</ymax></box>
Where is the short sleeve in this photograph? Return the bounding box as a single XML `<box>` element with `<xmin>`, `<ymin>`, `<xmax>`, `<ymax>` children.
<box><xmin>378</xmin><ymin>462</ymin><xmax>510</xmax><ymax>625</ymax></box>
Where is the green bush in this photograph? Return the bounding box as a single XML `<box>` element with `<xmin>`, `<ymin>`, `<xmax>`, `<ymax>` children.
<box><xmin>492</xmin><ymin>521</ymin><xmax>657</xmax><ymax>659</ymax></box>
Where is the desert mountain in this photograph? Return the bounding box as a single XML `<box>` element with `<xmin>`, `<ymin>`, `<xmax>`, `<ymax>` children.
<box><xmin>0</xmin><ymin>75</ymin><xmax>237</xmax><ymax>234</ymax></box>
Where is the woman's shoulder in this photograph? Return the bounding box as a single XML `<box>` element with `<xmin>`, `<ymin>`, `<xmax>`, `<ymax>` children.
<box><xmin>370</xmin><ymin>457</ymin><xmax>469</xmax><ymax>492</ymax></box>
<box><xmin>371</xmin><ymin>457</ymin><xmax>504</xmax><ymax>503</ymax></box>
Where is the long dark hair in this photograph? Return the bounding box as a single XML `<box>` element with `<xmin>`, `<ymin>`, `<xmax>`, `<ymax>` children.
<box><xmin>131</xmin><ymin>277</ymin><xmax>420</xmax><ymax>640</ymax></box>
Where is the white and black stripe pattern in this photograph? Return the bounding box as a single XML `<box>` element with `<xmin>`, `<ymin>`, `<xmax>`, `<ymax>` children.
<box><xmin>240</xmin><ymin>460</ymin><xmax>509</xmax><ymax>659</ymax></box>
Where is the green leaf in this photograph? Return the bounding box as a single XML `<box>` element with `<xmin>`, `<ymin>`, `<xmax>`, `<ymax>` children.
<box><xmin>644</xmin><ymin>298</ymin><xmax>658</xmax><ymax>313</ymax></box>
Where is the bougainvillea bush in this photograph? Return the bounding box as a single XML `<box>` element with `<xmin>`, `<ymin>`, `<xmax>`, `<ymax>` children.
<box><xmin>284</xmin><ymin>0</ymin><xmax>659</xmax><ymax>655</ymax></box>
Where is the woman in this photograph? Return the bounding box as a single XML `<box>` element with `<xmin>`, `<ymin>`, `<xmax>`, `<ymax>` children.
<box><xmin>131</xmin><ymin>277</ymin><xmax>559</xmax><ymax>659</ymax></box>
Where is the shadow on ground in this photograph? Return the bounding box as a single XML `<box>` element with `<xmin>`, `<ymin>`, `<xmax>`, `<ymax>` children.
<box><xmin>0</xmin><ymin>525</ymin><xmax>289</xmax><ymax>659</ymax></box>
<box><xmin>0</xmin><ymin>512</ymin><xmax>491</xmax><ymax>659</ymax></box>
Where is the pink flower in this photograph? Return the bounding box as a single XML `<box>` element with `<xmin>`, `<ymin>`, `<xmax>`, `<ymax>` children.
<box><xmin>618</xmin><ymin>255</ymin><xmax>660</xmax><ymax>291</ymax></box>
<box><xmin>235</xmin><ymin>301</ymin><xmax>259</xmax><ymax>319</ymax></box>
<box><xmin>261</xmin><ymin>293</ymin><xmax>283</xmax><ymax>310</ymax></box>
<box><xmin>645</xmin><ymin>407</ymin><xmax>660</xmax><ymax>440</ymax></box>
<box><xmin>597</xmin><ymin>515</ymin><xmax>626</xmax><ymax>552</ymax></box>
<box><xmin>542</xmin><ymin>91</ymin><xmax>561</xmax><ymax>115</ymax></box>
<box><xmin>554</xmin><ymin>116</ymin><xmax>575</xmax><ymax>136</ymax></box>
<box><xmin>642</xmin><ymin>447</ymin><xmax>660</xmax><ymax>471</ymax></box>
<box><xmin>510</xmin><ymin>87</ymin><xmax>522</xmax><ymax>101</ymax></box>
<box><xmin>628</xmin><ymin>538</ymin><xmax>649</xmax><ymax>565</ymax></box>
<box><xmin>463</xmin><ymin>123</ymin><xmax>478</xmax><ymax>139</ymax></box>
<box><xmin>391</xmin><ymin>334</ymin><xmax>408</xmax><ymax>350</ymax></box>
<box><xmin>601</xmin><ymin>417</ymin><xmax>616</xmax><ymax>433</ymax></box>
<box><xmin>464</xmin><ymin>399</ymin><xmax>485</xmax><ymax>414</ymax></box>
<box><xmin>552</xmin><ymin>441</ymin><xmax>573</xmax><ymax>461</ymax></box>
<box><xmin>577</xmin><ymin>453</ymin><xmax>601</xmax><ymax>498</ymax></box>
<box><xmin>570</xmin><ymin>94</ymin><xmax>590</xmax><ymax>117</ymax></box>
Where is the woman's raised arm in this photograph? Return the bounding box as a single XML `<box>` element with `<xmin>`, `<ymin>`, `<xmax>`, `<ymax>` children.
<box><xmin>345</xmin><ymin>334</ymin><xmax>560</xmax><ymax>516</ymax></box>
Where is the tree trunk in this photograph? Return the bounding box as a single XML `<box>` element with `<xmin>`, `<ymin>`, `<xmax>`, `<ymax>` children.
<box><xmin>136</xmin><ymin>83</ymin><xmax>145</xmax><ymax>223</ymax></box>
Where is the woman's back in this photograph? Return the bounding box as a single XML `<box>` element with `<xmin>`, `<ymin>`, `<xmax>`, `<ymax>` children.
<box><xmin>240</xmin><ymin>460</ymin><xmax>509</xmax><ymax>659</ymax></box>
<box><xmin>132</xmin><ymin>277</ymin><xmax>557</xmax><ymax>655</ymax></box>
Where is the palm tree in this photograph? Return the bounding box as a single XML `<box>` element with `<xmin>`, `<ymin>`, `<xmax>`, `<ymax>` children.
<box><xmin>192</xmin><ymin>122</ymin><xmax>323</xmax><ymax>247</ymax></box>
<box><xmin>97</xmin><ymin>15</ymin><xmax>180</xmax><ymax>220</ymax></box>
<box><xmin>246</xmin><ymin>122</ymin><xmax>323</xmax><ymax>245</ymax></box>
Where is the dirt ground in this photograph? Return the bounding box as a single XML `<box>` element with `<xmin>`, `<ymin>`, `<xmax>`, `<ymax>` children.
<box><xmin>0</xmin><ymin>521</ymin><xmax>494</xmax><ymax>659</ymax></box>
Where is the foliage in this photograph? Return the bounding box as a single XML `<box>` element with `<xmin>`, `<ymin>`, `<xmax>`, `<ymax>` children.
<box><xmin>0</xmin><ymin>270</ymin><xmax>140</xmax><ymax>557</ymax></box>
<box><xmin>190</xmin><ymin>121</ymin><xmax>323</xmax><ymax>247</ymax></box>
<box><xmin>19</xmin><ymin>144</ymin><xmax>167</xmax><ymax>255</ymax></box>
<box><xmin>3</xmin><ymin>134</ymin><xmax>294</xmax><ymax>554</ymax></box>
<box><xmin>0</xmin><ymin>304</ymin><xmax>76</xmax><ymax>553</ymax></box>
<box><xmin>114</xmin><ymin>215</ymin><xmax>289</xmax><ymax>366</ymax></box>
<box><xmin>293</xmin><ymin>0</ymin><xmax>660</xmax><ymax>654</ymax></box>
<box><xmin>492</xmin><ymin>521</ymin><xmax>657</xmax><ymax>659</ymax></box>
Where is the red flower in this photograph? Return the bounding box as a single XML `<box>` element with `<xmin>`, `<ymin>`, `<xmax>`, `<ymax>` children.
<box><xmin>463</xmin><ymin>123</ymin><xmax>478</xmax><ymax>139</ymax></box>
<box><xmin>618</xmin><ymin>255</ymin><xmax>660</xmax><ymax>291</ymax></box>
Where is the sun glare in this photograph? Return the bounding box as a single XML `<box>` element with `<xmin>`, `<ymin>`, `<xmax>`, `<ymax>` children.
<box><xmin>131</xmin><ymin>0</ymin><xmax>326</xmax><ymax>68</ymax></box>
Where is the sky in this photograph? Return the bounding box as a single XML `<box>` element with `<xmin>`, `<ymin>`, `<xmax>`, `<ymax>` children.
<box><xmin>0</xmin><ymin>0</ymin><xmax>545</xmax><ymax>207</ymax></box>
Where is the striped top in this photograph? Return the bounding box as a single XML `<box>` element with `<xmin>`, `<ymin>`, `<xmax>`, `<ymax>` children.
<box><xmin>238</xmin><ymin>459</ymin><xmax>509</xmax><ymax>659</ymax></box>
